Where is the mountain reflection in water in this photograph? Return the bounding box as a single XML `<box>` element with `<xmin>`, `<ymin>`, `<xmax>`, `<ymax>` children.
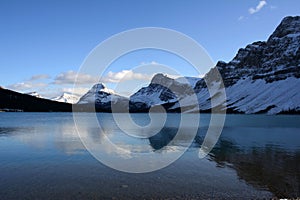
<box><xmin>208</xmin><ymin>138</ymin><xmax>300</xmax><ymax>198</ymax></box>
<box><xmin>148</xmin><ymin>124</ymin><xmax>300</xmax><ymax>198</ymax></box>
<box><xmin>0</xmin><ymin>113</ymin><xmax>299</xmax><ymax>199</ymax></box>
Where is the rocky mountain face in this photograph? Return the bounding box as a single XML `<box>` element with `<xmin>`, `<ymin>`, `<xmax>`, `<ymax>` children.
<box><xmin>211</xmin><ymin>16</ymin><xmax>300</xmax><ymax>87</ymax></box>
<box><xmin>198</xmin><ymin>16</ymin><xmax>300</xmax><ymax>114</ymax></box>
<box><xmin>77</xmin><ymin>16</ymin><xmax>300</xmax><ymax>114</ymax></box>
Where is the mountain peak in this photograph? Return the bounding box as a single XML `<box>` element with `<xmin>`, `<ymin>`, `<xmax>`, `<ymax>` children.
<box><xmin>212</xmin><ymin>15</ymin><xmax>300</xmax><ymax>87</ymax></box>
<box><xmin>151</xmin><ymin>73</ymin><xmax>174</xmax><ymax>86</ymax></box>
<box><xmin>77</xmin><ymin>83</ymin><xmax>128</xmax><ymax>112</ymax></box>
<box><xmin>269</xmin><ymin>16</ymin><xmax>300</xmax><ymax>40</ymax></box>
<box><xmin>91</xmin><ymin>83</ymin><xmax>106</xmax><ymax>90</ymax></box>
<box><xmin>89</xmin><ymin>83</ymin><xmax>115</xmax><ymax>94</ymax></box>
<box><xmin>51</xmin><ymin>92</ymin><xmax>80</xmax><ymax>104</ymax></box>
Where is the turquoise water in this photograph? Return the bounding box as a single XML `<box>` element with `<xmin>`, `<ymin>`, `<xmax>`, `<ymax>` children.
<box><xmin>0</xmin><ymin>113</ymin><xmax>299</xmax><ymax>199</ymax></box>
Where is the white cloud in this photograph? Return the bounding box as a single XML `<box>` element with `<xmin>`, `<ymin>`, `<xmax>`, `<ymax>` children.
<box><xmin>29</xmin><ymin>74</ymin><xmax>50</xmax><ymax>81</ymax></box>
<box><xmin>7</xmin><ymin>82</ymin><xmax>47</xmax><ymax>91</ymax></box>
<box><xmin>249</xmin><ymin>0</ymin><xmax>267</xmax><ymax>14</ymax></box>
<box><xmin>53</xmin><ymin>70</ymin><xmax>98</xmax><ymax>85</ymax></box>
<box><xmin>61</xmin><ymin>87</ymin><xmax>90</xmax><ymax>96</ymax></box>
<box><xmin>150</xmin><ymin>61</ymin><xmax>158</xmax><ymax>65</ymax></box>
<box><xmin>238</xmin><ymin>16</ymin><xmax>244</xmax><ymax>21</ymax></box>
<box><xmin>6</xmin><ymin>74</ymin><xmax>51</xmax><ymax>92</ymax></box>
<box><xmin>100</xmin><ymin>70</ymin><xmax>153</xmax><ymax>83</ymax></box>
<box><xmin>6</xmin><ymin>68</ymin><xmax>199</xmax><ymax>99</ymax></box>
<box><xmin>53</xmin><ymin>70</ymin><xmax>154</xmax><ymax>85</ymax></box>
<box><xmin>140</xmin><ymin>61</ymin><xmax>159</xmax><ymax>65</ymax></box>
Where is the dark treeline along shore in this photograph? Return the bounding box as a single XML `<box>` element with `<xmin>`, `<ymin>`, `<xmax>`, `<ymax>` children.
<box><xmin>0</xmin><ymin>87</ymin><xmax>72</xmax><ymax>112</ymax></box>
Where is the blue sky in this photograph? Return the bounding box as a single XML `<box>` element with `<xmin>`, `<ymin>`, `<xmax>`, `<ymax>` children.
<box><xmin>1</xmin><ymin>0</ymin><xmax>299</xmax><ymax>97</ymax></box>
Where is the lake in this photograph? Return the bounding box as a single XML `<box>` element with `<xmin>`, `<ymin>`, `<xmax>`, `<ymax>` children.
<box><xmin>0</xmin><ymin>112</ymin><xmax>299</xmax><ymax>199</ymax></box>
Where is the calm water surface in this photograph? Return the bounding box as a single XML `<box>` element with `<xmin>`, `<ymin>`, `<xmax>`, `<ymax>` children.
<box><xmin>0</xmin><ymin>113</ymin><xmax>299</xmax><ymax>199</ymax></box>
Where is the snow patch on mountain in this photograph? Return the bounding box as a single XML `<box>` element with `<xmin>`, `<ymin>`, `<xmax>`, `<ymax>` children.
<box><xmin>226</xmin><ymin>77</ymin><xmax>300</xmax><ymax>114</ymax></box>
<box><xmin>52</xmin><ymin>93</ymin><xmax>80</xmax><ymax>104</ymax></box>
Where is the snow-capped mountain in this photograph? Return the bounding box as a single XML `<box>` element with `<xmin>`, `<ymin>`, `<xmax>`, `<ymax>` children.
<box><xmin>190</xmin><ymin>16</ymin><xmax>300</xmax><ymax>114</ymax></box>
<box><xmin>77</xmin><ymin>83</ymin><xmax>115</xmax><ymax>104</ymax></box>
<box><xmin>77</xmin><ymin>83</ymin><xmax>129</xmax><ymax>112</ymax></box>
<box><xmin>129</xmin><ymin>74</ymin><xmax>197</xmax><ymax>112</ymax></box>
<box><xmin>52</xmin><ymin>93</ymin><xmax>81</xmax><ymax>104</ymax></box>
